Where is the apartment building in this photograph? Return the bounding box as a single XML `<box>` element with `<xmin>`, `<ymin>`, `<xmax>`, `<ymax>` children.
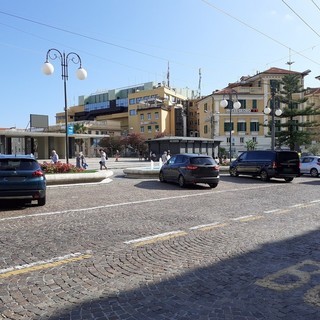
<box><xmin>197</xmin><ymin>67</ymin><xmax>311</xmax><ymax>157</ymax></box>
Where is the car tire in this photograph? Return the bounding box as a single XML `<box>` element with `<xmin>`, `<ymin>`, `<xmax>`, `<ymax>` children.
<box><xmin>230</xmin><ymin>167</ymin><xmax>238</xmax><ymax>177</ymax></box>
<box><xmin>178</xmin><ymin>175</ymin><xmax>186</xmax><ymax>188</ymax></box>
<box><xmin>260</xmin><ymin>170</ymin><xmax>270</xmax><ymax>182</ymax></box>
<box><xmin>284</xmin><ymin>177</ymin><xmax>294</xmax><ymax>182</ymax></box>
<box><xmin>38</xmin><ymin>197</ymin><xmax>46</xmax><ymax>206</ymax></box>
<box><xmin>159</xmin><ymin>171</ymin><xmax>166</xmax><ymax>182</ymax></box>
<box><xmin>310</xmin><ymin>168</ymin><xmax>319</xmax><ymax>177</ymax></box>
<box><xmin>208</xmin><ymin>183</ymin><xmax>218</xmax><ymax>188</ymax></box>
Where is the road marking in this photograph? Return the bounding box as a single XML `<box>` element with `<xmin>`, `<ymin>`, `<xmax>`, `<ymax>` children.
<box><xmin>0</xmin><ymin>252</ymin><xmax>92</xmax><ymax>279</ymax></box>
<box><xmin>233</xmin><ymin>215</ymin><xmax>263</xmax><ymax>222</ymax></box>
<box><xmin>264</xmin><ymin>209</ymin><xmax>282</xmax><ymax>214</ymax></box>
<box><xmin>190</xmin><ymin>222</ymin><xmax>228</xmax><ymax>231</ymax></box>
<box><xmin>0</xmin><ymin>185</ymin><xmax>275</xmax><ymax>222</ymax></box>
<box><xmin>124</xmin><ymin>230</ymin><xmax>187</xmax><ymax>247</ymax></box>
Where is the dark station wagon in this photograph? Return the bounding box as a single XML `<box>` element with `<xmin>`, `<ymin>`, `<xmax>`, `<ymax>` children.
<box><xmin>0</xmin><ymin>154</ymin><xmax>46</xmax><ymax>206</ymax></box>
<box><xmin>159</xmin><ymin>153</ymin><xmax>220</xmax><ymax>188</ymax></box>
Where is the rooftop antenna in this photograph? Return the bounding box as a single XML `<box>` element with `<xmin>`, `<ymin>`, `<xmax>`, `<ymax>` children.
<box><xmin>167</xmin><ymin>61</ymin><xmax>170</xmax><ymax>88</ymax></box>
<box><xmin>198</xmin><ymin>68</ymin><xmax>202</xmax><ymax>97</ymax></box>
<box><xmin>286</xmin><ymin>48</ymin><xmax>295</xmax><ymax>70</ymax></box>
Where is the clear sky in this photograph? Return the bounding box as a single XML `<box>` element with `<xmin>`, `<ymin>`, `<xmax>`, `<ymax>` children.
<box><xmin>1</xmin><ymin>0</ymin><xmax>320</xmax><ymax>128</ymax></box>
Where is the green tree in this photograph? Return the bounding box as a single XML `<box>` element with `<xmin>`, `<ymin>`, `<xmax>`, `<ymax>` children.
<box><xmin>246</xmin><ymin>139</ymin><xmax>257</xmax><ymax>150</ymax></box>
<box><xmin>276</xmin><ymin>74</ymin><xmax>320</xmax><ymax>151</ymax></box>
<box><xmin>121</xmin><ymin>132</ymin><xmax>147</xmax><ymax>154</ymax></box>
<box><xmin>73</xmin><ymin>123</ymin><xmax>87</xmax><ymax>151</ymax></box>
<box><xmin>99</xmin><ymin>136</ymin><xmax>122</xmax><ymax>156</ymax></box>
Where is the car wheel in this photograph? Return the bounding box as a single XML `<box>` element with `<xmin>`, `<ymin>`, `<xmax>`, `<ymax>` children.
<box><xmin>159</xmin><ymin>171</ymin><xmax>166</xmax><ymax>182</ymax></box>
<box><xmin>38</xmin><ymin>197</ymin><xmax>46</xmax><ymax>206</ymax></box>
<box><xmin>178</xmin><ymin>175</ymin><xmax>186</xmax><ymax>188</ymax></box>
<box><xmin>208</xmin><ymin>183</ymin><xmax>218</xmax><ymax>188</ymax></box>
<box><xmin>260</xmin><ymin>170</ymin><xmax>269</xmax><ymax>182</ymax></box>
<box><xmin>230</xmin><ymin>167</ymin><xmax>238</xmax><ymax>177</ymax></box>
<box><xmin>284</xmin><ymin>177</ymin><xmax>294</xmax><ymax>182</ymax></box>
<box><xmin>310</xmin><ymin>168</ymin><xmax>319</xmax><ymax>177</ymax></box>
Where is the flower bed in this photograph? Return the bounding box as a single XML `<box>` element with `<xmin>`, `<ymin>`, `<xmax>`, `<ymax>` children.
<box><xmin>41</xmin><ymin>161</ymin><xmax>84</xmax><ymax>174</ymax></box>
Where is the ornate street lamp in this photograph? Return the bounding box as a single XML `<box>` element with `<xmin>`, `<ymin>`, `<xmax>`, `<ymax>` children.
<box><xmin>42</xmin><ymin>49</ymin><xmax>87</xmax><ymax>164</ymax></box>
<box><xmin>220</xmin><ymin>90</ymin><xmax>241</xmax><ymax>163</ymax></box>
<box><xmin>264</xmin><ymin>85</ymin><xmax>282</xmax><ymax>150</ymax></box>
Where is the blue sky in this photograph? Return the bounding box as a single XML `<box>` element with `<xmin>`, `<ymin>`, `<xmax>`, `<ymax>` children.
<box><xmin>2</xmin><ymin>0</ymin><xmax>320</xmax><ymax>128</ymax></box>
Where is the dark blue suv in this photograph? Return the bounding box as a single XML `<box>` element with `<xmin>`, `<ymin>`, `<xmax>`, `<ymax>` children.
<box><xmin>0</xmin><ymin>154</ymin><xmax>46</xmax><ymax>206</ymax></box>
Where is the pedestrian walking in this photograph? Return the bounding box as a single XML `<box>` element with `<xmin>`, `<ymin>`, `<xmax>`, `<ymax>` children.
<box><xmin>99</xmin><ymin>149</ymin><xmax>108</xmax><ymax>170</ymax></box>
<box><xmin>76</xmin><ymin>151</ymin><xmax>88</xmax><ymax>169</ymax></box>
<box><xmin>115</xmin><ymin>150</ymin><xmax>120</xmax><ymax>162</ymax></box>
<box><xmin>161</xmin><ymin>151</ymin><xmax>168</xmax><ymax>163</ymax></box>
<box><xmin>51</xmin><ymin>150</ymin><xmax>59</xmax><ymax>164</ymax></box>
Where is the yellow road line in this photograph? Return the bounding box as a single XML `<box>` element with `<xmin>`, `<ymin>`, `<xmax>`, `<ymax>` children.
<box><xmin>198</xmin><ymin>223</ymin><xmax>229</xmax><ymax>231</ymax></box>
<box><xmin>0</xmin><ymin>254</ymin><xmax>92</xmax><ymax>279</ymax></box>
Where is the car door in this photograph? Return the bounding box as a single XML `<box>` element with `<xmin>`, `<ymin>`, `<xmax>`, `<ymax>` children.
<box><xmin>170</xmin><ymin>155</ymin><xmax>187</xmax><ymax>182</ymax></box>
<box><xmin>300</xmin><ymin>157</ymin><xmax>312</xmax><ymax>174</ymax></box>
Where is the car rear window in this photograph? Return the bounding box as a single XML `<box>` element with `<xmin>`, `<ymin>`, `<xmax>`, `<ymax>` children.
<box><xmin>277</xmin><ymin>152</ymin><xmax>299</xmax><ymax>162</ymax></box>
<box><xmin>190</xmin><ymin>157</ymin><xmax>215</xmax><ymax>165</ymax></box>
<box><xmin>0</xmin><ymin>159</ymin><xmax>39</xmax><ymax>171</ymax></box>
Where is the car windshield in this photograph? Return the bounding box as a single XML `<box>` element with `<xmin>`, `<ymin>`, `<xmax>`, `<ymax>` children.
<box><xmin>0</xmin><ymin>159</ymin><xmax>39</xmax><ymax>171</ymax></box>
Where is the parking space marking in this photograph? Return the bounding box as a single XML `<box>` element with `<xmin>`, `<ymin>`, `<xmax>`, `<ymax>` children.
<box><xmin>124</xmin><ymin>231</ymin><xmax>187</xmax><ymax>247</ymax></box>
<box><xmin>0</xmin><ymin>252</ymin><xmax>92</xmax><ymax>279</ymax></box>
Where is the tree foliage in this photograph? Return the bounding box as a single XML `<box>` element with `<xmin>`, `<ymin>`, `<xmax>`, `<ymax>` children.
<box><xmin>99</xmin><ymin>136</ymin><xmax>122</xmax><ymax>156</ymax></box>
<box><xmin>121</xmin><ymin>132</ymin><xmax>147</xmax><ymax>153</ymax></box>
<box><xmin>275</xmin><ymin>74</ymin><xmax>320</xmax><ymax>150</ymax></box>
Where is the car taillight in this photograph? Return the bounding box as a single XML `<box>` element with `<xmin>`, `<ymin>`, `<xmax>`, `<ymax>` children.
<box><xmin>32</xmin><ymin>170</ymin><xmax>44</xmax><ymax>177</ymax></box>
<box><xmin>272</xmin><ymin>161</ymin><xmax>277</xmax><ymax>169</ymax></box>
<box><xmin>186</xmin><ymin>165</ymin><xmax>198</xmax><ymax>170</ymax></box>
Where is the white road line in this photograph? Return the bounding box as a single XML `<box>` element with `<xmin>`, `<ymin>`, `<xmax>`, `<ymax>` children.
<box><xmin>0</xmin><ymin>252</ymin><xmax>90</xmax><ymax>274</ymax></box>
<box><xmin>124</xmin><ymin>231</ymin><xmax>184</xmax><ymax>244</ymax></box>
<box><xmin>311</xmin><ymin>199</ymin><xmax>320</xmax><ymax>203</ymax></box>
<box><xmin>264</xmin><ymin>209</ymin><xmax>282</xmax><ymax>214</ymax></box>
<box><xmin>231</xmin><ymin>215</ymin><xmax>254</xmax><ymax>221</ymax></box>
<box><xmin>0</xmin><ymin>185</ymin><xmax>274</xmax><ymax>222</ymax></box>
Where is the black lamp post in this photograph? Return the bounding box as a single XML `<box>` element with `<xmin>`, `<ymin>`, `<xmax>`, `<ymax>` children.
<box><xmin>220</xmin><ymin>90</ymin><xmax>241</xmax><ymax>163</ymax></box>
<box><xmin>42</xmin><ymin>49</ymin><xmax>87</xmax><ymax>164</ymax></box>
<box><xmin>264</xmin><ymin>84</ymin><xmax>282</xmax><ymax>150</ymax></box>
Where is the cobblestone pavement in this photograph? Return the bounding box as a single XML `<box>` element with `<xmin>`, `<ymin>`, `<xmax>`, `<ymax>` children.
<box><xmin>0</xmin><ymin>174</ymin><xmax>319</xmax><ymax>319</ymax></box>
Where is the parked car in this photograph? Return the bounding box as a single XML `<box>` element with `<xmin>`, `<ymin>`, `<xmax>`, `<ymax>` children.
<box><xmin>300</xmin><ymin>155</ymin><xmax>320</xmax><ymax>177</ymax></box>
<box><xmin>0</xmin><ymin>154</ymin><xmax>46</xmax><ymax>206</ymax></box>
<box><xmin>229</xmin><ymin>150</ymin><xmax>300</xmax><ymax>182</ymax></box>
<box><xmin>159</xmin><ymin>153</ymin><xmax>220</xmax><ymax>188</ymax></box>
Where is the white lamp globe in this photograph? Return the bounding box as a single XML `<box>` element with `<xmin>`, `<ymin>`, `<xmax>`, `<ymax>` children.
<box><xmin>233</xmin><ymin>101</ymin><xmax>241</xmax><ymax>109</ymax></box>
<box><xmin>275</xmin><ymin>109</ymin><xmax>282</xmax><ymax>116</ymax></box>
<box><xmin>76</xmin><ymin>67</ymin><xmax>87</xmax><ymax>80</ymax></box>
<box><xmin>220</xmin><ymin>99</ymin><xmax>228</xmax><ymax>108</ymax></box>
<box><xmin>42</xmin><ymin>62</ymin><xmax>54</xmax><ymax>75</ymax></box>
<box><xmin>264</xmin><ymin>106</ymin><xmax>271</xmax><ymax>114</ymax></box>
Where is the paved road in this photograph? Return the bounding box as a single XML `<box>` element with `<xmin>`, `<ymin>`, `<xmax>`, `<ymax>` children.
<box><xmin>0</xmin><ymin>173</ymin><xmax>319</xmax><ymax>319</ymax></box>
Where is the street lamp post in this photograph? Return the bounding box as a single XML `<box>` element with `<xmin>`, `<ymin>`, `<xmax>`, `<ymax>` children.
<box><xmin>42</xmin><ymin>49</ymin><xmax>87</xmax><ymax>164</ymax></box>
<box><xmin>220</xmin><ymin>90</ymin><xmax>241</xmax><ymax>163</ymax></box>
<box><xmin>264</xmin><ymin>85</ymin><xmax>282</xmax><ymax>150</ymax></box>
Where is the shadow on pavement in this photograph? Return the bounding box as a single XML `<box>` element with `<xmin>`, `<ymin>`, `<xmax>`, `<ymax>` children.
<box><xmin>47</xmin><ymin>228</ymin><xmax>320</xmax><ymax>320</ymax></box>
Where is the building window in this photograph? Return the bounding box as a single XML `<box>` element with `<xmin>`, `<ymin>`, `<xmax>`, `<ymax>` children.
<box><xmin>250</xmin><ymin>122</ymin><xmax>259</xmax><ymax>131</ymax></box>
<box><xmin>147</xmin><ymin>126</ymin><xmax>152</xmax><ymax>133</ymax></box>
<box><xmin>240</xmin><ymin>137</ymin><xmax>244</xmax><ymax>143</ymax></box>
<box><xmin>204</xmin><ymin>103</ymin><xmax>208</xmax><ymax>112</ymax></box>
<box><xmin>129</xmin><ymin>98</ymin><xmax>136</xmax><ymax>105</ymax></box>
<box><xmin>155</xmin><ymin>112</ymin><xmax>159</xmax><ymax>119</ymax></box>
<box><xmin>204</xmin><ymin>125</ymin><xmax>208</xmax><ymax>134</ymax></box>
<box><xmin>224</xmin><ymin>122</ymin><xmax>234</xmax><ymax>132</ymax></box>
<box><xmin>140</xmin><ymin>126</ymin><xmax>144</xmax><ymax>133</ymax></box>
<box><xmin>252</xmin><ymin>100</ymin><xmax>257</xmax><ymax>109</ymax></box>
<box><xmin>147</xmin><ymin>113</ymin><xmax>151</xmax><ymax>120</ymax></box>
<box><xmin>155</xmin><ymin>125</ymin><xmax>159</xmax><ymax>132</ymax></box>
<box><xmin>252</xmin><ymin>137</ymin><xmax>257</xmax><ymax>143</ymax></box>
<box><xmin>237</xmin><ymin>122</ymin><xmax>246</xmax><ymax>132</ymax></box>
<box><xmin>238</xmin><ymin>100</ymin><xmax>246</xmax><ymax>109</ymax></box>
<box><xmin>129</xmin><ymin>109</ymin><xmax>137</xmax><ymax>116</ymax></box>
<box><xmin>140</xmin><ymin>114</ymin><xmax>144</xmax><ymax>121</ymax></box>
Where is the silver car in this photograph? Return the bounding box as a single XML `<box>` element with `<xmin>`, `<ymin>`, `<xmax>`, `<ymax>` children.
<box><xmin>300</xmin><ymin>156</ymin><xmax>320</xmax><ymax>177</ymax></box>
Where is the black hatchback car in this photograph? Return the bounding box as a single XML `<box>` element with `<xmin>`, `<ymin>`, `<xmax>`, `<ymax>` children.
<box><xmin>0</xmin><ymin>154</ymin><xmax>46</xmax><ymax>206</ymax></box>
<box><xmin>159</xmin><ymin>153</ymin><xmax>220</xmax><ymax>188</ymax></box>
